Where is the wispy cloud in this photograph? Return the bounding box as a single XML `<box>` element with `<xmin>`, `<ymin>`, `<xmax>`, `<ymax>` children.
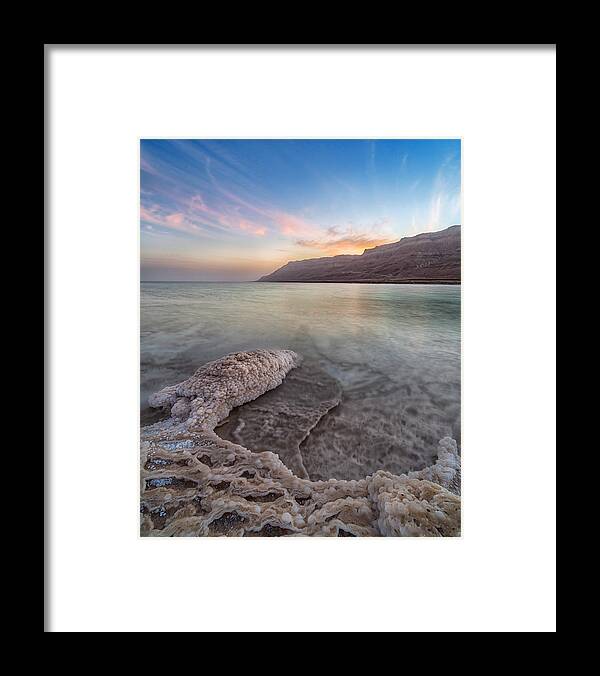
<box><xmin>274</xmin><ymin>213</ymin><xmax>319</xmax><ymax>238</ymax></box>
<box><xmin>297</xmin><ymin>221</ymin><xmax>394</xmax><ymax>256</ymax></box>
<box><xmin>238</xmin><ymin>219</ymin><xmax>267</xmax><ymax>237</ymax></box>
<box><xmin>140</xmin><ymin>205</ymin><xmax>208</xmax><ymax>236</ymax></box>
<box><xmin>418</xmin><ymin>151</ymin><xmax>461</xmax><ymax>232</ymax></box>
<box><xmin>429</xmin><ymin>193</ymin><xmax>443</xmax><ymax>230</ymax></box>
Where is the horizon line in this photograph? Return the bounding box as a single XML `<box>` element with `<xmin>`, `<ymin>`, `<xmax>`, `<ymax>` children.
<box><xmin>141</xmin><ymin>224</ymin><xmax>461</xmax><ymax>284</ymax></box>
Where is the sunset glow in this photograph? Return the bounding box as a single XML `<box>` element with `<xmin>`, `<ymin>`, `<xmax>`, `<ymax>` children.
<box><xmin>140</xmin><ymin>139</ymin><xmax>461</xmax><ymax>281</ymax></box>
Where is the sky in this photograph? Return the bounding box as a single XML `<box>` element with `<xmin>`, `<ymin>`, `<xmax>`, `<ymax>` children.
<box><xmin>140</xmin><ymin>139</ymin><xmax>461</xmax><ymax>281</ymax></box>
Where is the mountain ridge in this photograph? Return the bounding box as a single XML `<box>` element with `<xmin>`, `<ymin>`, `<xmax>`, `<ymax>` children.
<box><xmin>258</xmin><ymin>224</ymin><xmax>461</xmax><ymax>284</ymax></box>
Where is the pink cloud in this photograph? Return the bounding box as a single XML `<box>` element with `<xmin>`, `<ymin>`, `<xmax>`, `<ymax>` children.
<box><xmin>238</xmin><ymin>219</ymin><xmax>267</xmax><ymax>236</ymax></box>
<box><xmin>189</xmin><ymin>194</ymin><xmax>210</xmax><ymax>213</ymax></box>
<box><xmin>297</xmin><ymin>233</ymin><xmax>394</xmax><ymax>256</ymax></box>
<box><xmin>140</xmin><ymin>156</ymin><xmax>159</xmax><ymax>176</ymax></box>
<box><xmin>166</xmin><ymin>213</ymin><xmax>184</xmax><ymax>226</ymax></box>
<box><xmin>190</xmin><ymin>180</ymin><xmax>319</xmax><ymax>241</ymax></box>
<box><xmin>275</xmin><ymin>213</ymin><xmax>319</xmax><ymax>238</ymax></box>
<box><xmin>140</xmin><ymin>205</ymin><xmax>203</xmax><ymax>236</ymax></box>
<box><xmin>189</xmin><ymin>193</ymin><xmax>268</xmax><ymax>236</ymax></box>
<box><xmin>143</xmin><ymin>181</ymin><xmax>323</xmax><ymax>244</ymax></box>
<box><xmin>140</xmin><ymin>205</ymin><xmax>166</xmax><ymax>227</ymax></box>
<box><xmin>296</xmin><ymin>222</ymin><xmax>395</xmax><ymax>256</ymax></box>
<box><xmin>162</xmin><ymin>213</ymin><xmax>204</xmax><ymax>235</ymax></box>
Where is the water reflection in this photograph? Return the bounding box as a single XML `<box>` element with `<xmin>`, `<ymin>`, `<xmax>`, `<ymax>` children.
<box><xmin>141</xmin><ymin>282</ymin><xmax>461</xmax><ymax>473</ymax></box>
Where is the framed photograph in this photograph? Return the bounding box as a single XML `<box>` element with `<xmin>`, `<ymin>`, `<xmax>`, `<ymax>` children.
<box><xmin>46</xmin><ymin>45</ymin><xmax>556</xmax><ymax>632</ymax></box>
<box><xmin>139</xmin><ymin>138</ymin><xmax>462</xmax><ymax>538</ymax></box>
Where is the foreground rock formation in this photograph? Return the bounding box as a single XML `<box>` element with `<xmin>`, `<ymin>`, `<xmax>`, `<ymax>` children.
<box><xmin>141</xmin><ymin>349</ymin><xmax>461</xmax><ymax>536</ymax></box>
<box><xmin>258</xmin><ymin>225</ymin><xmax>461</xmax><ymax>284</ymax></box>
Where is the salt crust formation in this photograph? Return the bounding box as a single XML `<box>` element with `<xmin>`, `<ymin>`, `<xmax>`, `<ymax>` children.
<box><xmin>141</xmin><ymin>350</ymin><xmax>461</xmax><ymax>537</ymax></box>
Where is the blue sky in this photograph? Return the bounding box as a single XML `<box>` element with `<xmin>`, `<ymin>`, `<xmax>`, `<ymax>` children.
<box><xmin>141</xmin><ymin>139</ymin><xmax>461</xmax><ymax>281</ymax></box>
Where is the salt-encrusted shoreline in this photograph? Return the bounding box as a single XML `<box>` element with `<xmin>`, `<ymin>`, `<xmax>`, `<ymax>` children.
<box><xmin>140</xmin><ymin>349</ymin><xmax>461</xmax><ymax>537</ymax></box>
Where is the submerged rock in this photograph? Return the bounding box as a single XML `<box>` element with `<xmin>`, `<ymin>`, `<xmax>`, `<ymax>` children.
<box><xmin>215</xmin><ymin>362</ymin><xmax>341</xmax><ymax>479</ymax></box>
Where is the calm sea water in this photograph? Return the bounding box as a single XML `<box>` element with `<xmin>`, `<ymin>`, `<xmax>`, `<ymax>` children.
<box><xmin>141</xmin><ymin>282</ymin><xmax>461</xmax><ymax>475</ymax></box>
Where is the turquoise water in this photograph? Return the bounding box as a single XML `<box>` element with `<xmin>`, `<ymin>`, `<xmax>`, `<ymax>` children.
<box><xmin>141</xmin><ymin>282</ymin><xmax>461</xmax><ymax>473</ymax></box>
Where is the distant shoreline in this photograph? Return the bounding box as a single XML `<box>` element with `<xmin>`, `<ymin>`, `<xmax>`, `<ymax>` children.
<box><xmin>141</xmin><ymin>280</ymin><xmax>461</xmax><ymax>285</ymax></box>
<box><xmin>256</xmin><ymin>279</ymin><xmax>460</xmax><ymax>285</ymax></box>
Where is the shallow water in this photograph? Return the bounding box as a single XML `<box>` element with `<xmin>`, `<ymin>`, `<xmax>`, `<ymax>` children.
<box><xmin>141</xmin><ymin>282</ymin><xmax>460</xmax><ymax>479</ymax></box>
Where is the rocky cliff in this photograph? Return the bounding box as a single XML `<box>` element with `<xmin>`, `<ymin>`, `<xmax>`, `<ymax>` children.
<box><xmin>258</xmin><ymin>224</ymin><xmax>461</xmax><ymax>284</ymax></box>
